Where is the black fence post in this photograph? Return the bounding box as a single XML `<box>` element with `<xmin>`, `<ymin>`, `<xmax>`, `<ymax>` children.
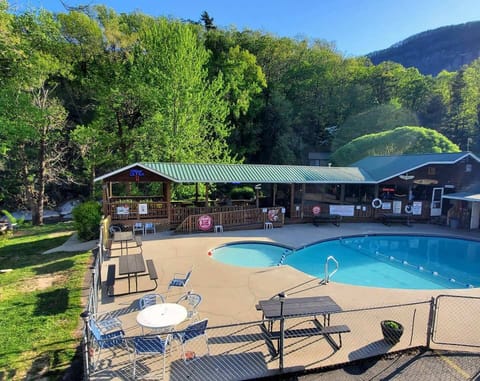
<box><xmin>426</xmin><ymin>296</ymin><xmax>436</xmax><ymax>348</ymax></box>
<box><xmin>278</xmin><ymin>292</ymin><xmax>286</xmax><ymax>371</ymax></box>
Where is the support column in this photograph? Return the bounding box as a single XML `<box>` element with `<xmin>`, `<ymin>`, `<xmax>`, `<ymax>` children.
<box><xmin>273</xmin><ymin>184</ymin><xmax>277</xmax><ymax>206</ymax></box>
<box><xmin>301</xmin><ymin>183</ymin><xmax>306</xmax><ymax>218</ymax></box>
<box><xmin>166</xmin><ymin>182</ymin><xmax>172</xmax><ymax>225</ymax></box>
<box><xmin>289</xmin><ymin>183</ymin><xmax>295</xmax><ymax>218</ymax></box>
<box><xmin>205</xmin><ymin>184</ymin><xmax>209</xmax><ymax>207</ymax></box>
<box><xmin>471</xmin><ymin>202</ymin><xmax>480</xmax><ymax>229</ymax></box>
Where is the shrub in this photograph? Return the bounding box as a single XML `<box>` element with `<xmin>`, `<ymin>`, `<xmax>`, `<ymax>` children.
<box><xmin>72</xmin><ymin>201</ymin><xmax>102</xmax><ymax>241</ymax></box>
<box><xmin>230</xmin><ymin>186</ymin><xmax>254</xmax><ymax>200</ymax></box>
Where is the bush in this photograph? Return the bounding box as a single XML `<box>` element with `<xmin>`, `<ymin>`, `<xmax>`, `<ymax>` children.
<box><xmin>72</xmin><ymin>201</ymin><xmax>102</xmax><ymax>241</ymax></box>
<box><xmin>230</xmin><ymin>186</ymin><xmax>254</xmax><ymax>200</ymax></box>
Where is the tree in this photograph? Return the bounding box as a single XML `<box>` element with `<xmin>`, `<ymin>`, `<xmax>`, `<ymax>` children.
<box><xmin>331</xmin><ymin>103</ymin><xmax>418</xmax><ymax>151</ymax></box>
<box><xmin>200</xmin><ymin>11</ymin><xmax>216</xmax><ymax>31</ymax></box>
<box><xmin>131</xmin><ymin>18</ymin><xmax>233</xmax><ymax>163</ymax></box>
<box><xmin>331</xmin><ymin>126</ymin><xmax>460</xmax><ymax>166</ymax></box>
<box><xmin>0</xmin><ymin>8</ymin><xmax>71</xmax><ymax>224</ymax></box>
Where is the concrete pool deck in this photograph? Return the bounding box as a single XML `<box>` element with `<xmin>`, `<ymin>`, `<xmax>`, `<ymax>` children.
<box><xmin>92</xmin><ymin>222</ymin><xmax>480</xmax><ymax>380</ymax></box>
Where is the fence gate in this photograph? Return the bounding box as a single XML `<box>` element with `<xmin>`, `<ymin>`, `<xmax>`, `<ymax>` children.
<box><xmin>432</xmin><ymin>294</ymin><xmax>480</xmax><ymax>348</ymax></box>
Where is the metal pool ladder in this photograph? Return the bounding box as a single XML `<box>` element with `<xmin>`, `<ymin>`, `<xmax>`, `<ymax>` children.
<box><xmin>324</xmin><ymin>255</ymin><xmax>339</xmax><ymax>284</ymax></box>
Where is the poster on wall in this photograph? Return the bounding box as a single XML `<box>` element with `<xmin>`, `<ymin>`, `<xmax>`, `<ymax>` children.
<box><xmin>393</xmin><ymin>200</ymin><xmax>402</xmax><ymax>214</ymax></box>
<box><xmin>329</xmin><ymin>205</ymin><xmax>355</xmax><ymax>216</ymax></box>
<box><xmin>139</xmin><ymin>203</ymin><xmax>148</xmax><ymax>215</ymax></box>
<box><xmin>116</xmin><ymin>206</ymin><xmax>129</xmax><ymax>215</ymax></box>
<box><xmin>412</xmin><ymin>201</ymin><xmax>422</xmax><ymax>215</ymax></box>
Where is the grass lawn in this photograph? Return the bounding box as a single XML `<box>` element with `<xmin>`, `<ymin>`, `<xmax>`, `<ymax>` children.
<box><xmin>0</xmin><ymin>222</ymin><xmax>91</xmax><ymax>380</ymax></box>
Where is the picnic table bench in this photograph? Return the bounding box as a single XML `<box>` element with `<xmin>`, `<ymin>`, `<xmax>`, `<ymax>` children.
<box><xmin>313</xmin><ymin>214</ymin><xmax>342</xmax><ymax>227</ymax></box>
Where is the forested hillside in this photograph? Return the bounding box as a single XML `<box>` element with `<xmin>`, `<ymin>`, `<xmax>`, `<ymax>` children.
<box><xmin>368</xmin><ymin>21</ymin><xmax>480</xmax><ymax>75</ymax></box>
<box><xmin>1</xmin><ymin>2</ymin><xmax>480</xmax><ymax>223</ymax></box>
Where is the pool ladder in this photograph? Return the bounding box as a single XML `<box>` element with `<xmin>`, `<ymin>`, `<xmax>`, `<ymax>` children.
<box><xmin>323</xmin><ymin>255</ymin><xmax>339</xmax><ymax>284</ymax></box>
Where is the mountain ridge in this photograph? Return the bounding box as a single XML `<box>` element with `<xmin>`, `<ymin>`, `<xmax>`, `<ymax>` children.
<box><xmin>367</xmin><ymin>21</ymin><xmax>480</xmax><ymax>75</ymax></box>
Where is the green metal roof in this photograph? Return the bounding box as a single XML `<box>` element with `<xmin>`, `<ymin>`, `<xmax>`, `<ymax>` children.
<box><xmin>352</xmin><ymin>152</ymin><xmax>479</xmax><ymax>182</ymax></box>
<box><xmin>95</xmin><ymin>162</ymin><xmax>375</xmax><ymax>184</ymax></box>
<box><xmin>141</xmin><ymin>162</ymin><xmax>374</xmax><ymax>183</ymax></box>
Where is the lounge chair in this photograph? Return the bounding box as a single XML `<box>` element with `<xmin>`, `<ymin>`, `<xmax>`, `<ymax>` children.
<box><xmin>131</xmin><ymin>335</ymin><xmax>171</xmax><ymax>380</ymax></box>
<box><xmin>173</xmin><ymin>319</ymin><xmax>210</xmax><ymax>362</ymax></box>
<box><xmin>168</xmin><ymin>268</ymin><xmax>192</xmax><ymax>292</ymax></box>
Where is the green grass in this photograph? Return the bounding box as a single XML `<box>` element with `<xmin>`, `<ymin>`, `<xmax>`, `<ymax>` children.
<box><xmin>0</xmin><ymin>223</ymin><xmax>91</xmax><ymax>380</ymax></box>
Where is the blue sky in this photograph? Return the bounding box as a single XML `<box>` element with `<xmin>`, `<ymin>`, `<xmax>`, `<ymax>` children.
<box><xmin>14</xmin><ymin>0</ymin><xmax>480</xmax><ymax>56</ymax></box>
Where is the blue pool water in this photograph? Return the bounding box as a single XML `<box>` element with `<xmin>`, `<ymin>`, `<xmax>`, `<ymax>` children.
<box><xmin>211</xmin><ymin>236</ymin><xmax>480</xmax><ymax>289</ymax></box>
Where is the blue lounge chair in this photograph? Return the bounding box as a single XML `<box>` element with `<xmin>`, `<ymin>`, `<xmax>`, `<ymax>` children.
<box><xmin>168</xmin><ymin>268</ymin><xmax>192</xmax><ymax>291</ymax></box>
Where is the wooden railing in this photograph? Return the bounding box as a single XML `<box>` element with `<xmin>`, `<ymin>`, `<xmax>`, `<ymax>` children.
<box><xmin>175</xmin><ymin>207</ymin><xmax>285</xmax><ymax>234</ymax></box>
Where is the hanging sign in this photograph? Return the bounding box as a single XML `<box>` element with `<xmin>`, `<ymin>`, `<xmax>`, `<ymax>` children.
<box><xmin>198</xmin><ymin>215</ymin><xmax>213</xmax><ymax>231</ymax></box>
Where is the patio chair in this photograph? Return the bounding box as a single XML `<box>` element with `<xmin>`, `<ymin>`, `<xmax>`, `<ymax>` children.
<box><xmin>176</xmin><ymin>292</ymin><xmax>202</xmax><ymax>321</ymax></box>
<box><xmin>91</xmin><ymin>313</ymin><xmax>123</xmax><ymax>334</ymax></box>
<box><xmin>88</xmin><ymin>317</ymin><xmax>127</xmax><ymax>371</ymax></box>
<box><xmin>131</xmin><ymin>334</ymin><xmax>171</xmax><ymax>380</ymax></box>
<box><xmin>138</xmin><ymin>293</ymin><xmax>166</xmax><ymax>310</ymax></box>
<box><xmin>173</xmin><ymin>319</ymin><xmax>210</xmax><ymax>362</ymax></box>
<box><xmin>144</xmin><ymin>222</ymin><xmax>156</xmax><ymax>235</ymax></box>
<box><xmin>167</xmin><ymin>267</ymin><xmax>193</xmax><ymax>292</ymax></box>
<box><xmin>133</xmin><ymin>222</ymin><xmax>144</xmax><ymax>235</ymax></box>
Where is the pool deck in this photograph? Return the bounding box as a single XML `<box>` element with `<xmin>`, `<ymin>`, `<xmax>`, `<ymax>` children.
<box><xmin>92</xmin><ymin>222</ymin><xmax>480</xmax><ymax>380</ymax></box>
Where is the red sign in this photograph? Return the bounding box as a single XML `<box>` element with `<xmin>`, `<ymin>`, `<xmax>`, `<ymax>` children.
<box><xmin>198</xmin><ymin>215</ymin><xmax>213</xmax><ymax>231</ymax></box>
<box><xmin>312</xmin><ymin>205</ymin><xmax>321</xmax><ymax>215</ymax></box>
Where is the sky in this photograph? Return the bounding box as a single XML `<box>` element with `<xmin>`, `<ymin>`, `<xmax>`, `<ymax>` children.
<box><xmin>13</xmin><ymin>0</ymin><xmax>480</xmax><ymax>56</ymax></box>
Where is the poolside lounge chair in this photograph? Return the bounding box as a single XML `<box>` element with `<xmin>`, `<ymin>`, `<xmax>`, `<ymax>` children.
<box><xmin>173</xmin><ymin>319</ymin><xmax>210</xmax><ymax>362</ymax></box>
<box><xmin>88</xmin><ymin>317</ymin><xmax>127</xmax><ymax>371</ymax></box>
<box><xmin>131</xmin><ymin>335</ymin><xmax>171</xmax><ymax>380</ymax></box>
<box><xmin>176</xmin><ymin>292</ymin><xmax>202</xmax><ymax>321</ymax></box>
<box><xmin>138</xmin><ymin>293</ymin><xmax>165</xmax><ymax>310</ymax></box>
<box><xmin>167</xmin><ymin>267</ymin><xmax>192</xmax><ymax>291</ymax></box>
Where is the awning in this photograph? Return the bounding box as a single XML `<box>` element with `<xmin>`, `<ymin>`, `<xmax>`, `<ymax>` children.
<box><xmin>442</xmin><ymin>192</ymin><xmax>480</xmax><ymax>202</ymax></box>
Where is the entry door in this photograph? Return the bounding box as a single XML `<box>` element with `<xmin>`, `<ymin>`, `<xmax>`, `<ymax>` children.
<box><xmin>430</xmin><ymin>187</ymin><xmax>444</xmax><ymax>216</ymax></box>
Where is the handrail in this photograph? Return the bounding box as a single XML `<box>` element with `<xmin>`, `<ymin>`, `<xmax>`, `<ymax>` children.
<box><xmin>324</xmin><ymin>255</ymin><xmax>339</xmax><ymax>284</ymax></box>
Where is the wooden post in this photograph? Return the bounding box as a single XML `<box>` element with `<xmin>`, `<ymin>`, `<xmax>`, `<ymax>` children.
<box><xmin>301</xmin><ymin>183</ymin><xmax>306</xmax><ymax>219</ymax></box>
<box><xmin>205</xmin><ymin>184</ymin><xmax>209</xmax><ymax>207</ymax></box>
<box><xmin>273</xmin><ymin>184</ymin><xmax>277</xmax><ymax>206</ymax></box>
<box><xmin>166</xmin><ymin>182</ymin><xmax>172</xmax><ymax>226</ymax></box>
<box><xmin>289</xmin><ymin>184</ymin><xmax>295</xmax><ymax>218</ymax></box>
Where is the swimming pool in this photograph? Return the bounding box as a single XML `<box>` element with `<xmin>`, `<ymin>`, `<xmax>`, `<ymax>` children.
<box><xmin>211</xmin><ymin>235</ymin><xmax>480</xmax><ymax>290</ymax></box>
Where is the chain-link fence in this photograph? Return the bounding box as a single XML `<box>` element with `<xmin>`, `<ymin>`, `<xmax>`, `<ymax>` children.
<box><xmin>80</xmin><ymin>295</ymin><xmax>480</xmax><ymax>380</ymax></box>
<box><xmin>79</xmin><ymin>224</ymin><xmax>480</xmax><ymax>380</ymax></box>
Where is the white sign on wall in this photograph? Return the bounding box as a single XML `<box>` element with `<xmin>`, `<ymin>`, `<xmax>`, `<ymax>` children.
<box><xmin>412</xmin><ymin>201</ymin><xmax>422</xmax><ymax>215</ymax></box>
<box><xmin>393</xmin><ymin>200</ymin><xmax>402</xmax><ymax>214</ymax></box>
<box><xmin>139</xmin><ymin>203</ymin><xmax>148</xmax><ymax>215</ymax></box>
<box><xmin>329</xmin><ymin>205</ymin><xmax>355</xmax><ymax>216</ymax></box>
<box><xmin>116</xmin><ymin>206</ymin><xmax>129</xmax><ymax>215</ymax></box>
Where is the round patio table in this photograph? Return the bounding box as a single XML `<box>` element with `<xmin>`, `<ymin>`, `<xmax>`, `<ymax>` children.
<box><xmin>136</xmin><ymin>303</ymin><xmax>188</xmax><ymax>332</ymax></box>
